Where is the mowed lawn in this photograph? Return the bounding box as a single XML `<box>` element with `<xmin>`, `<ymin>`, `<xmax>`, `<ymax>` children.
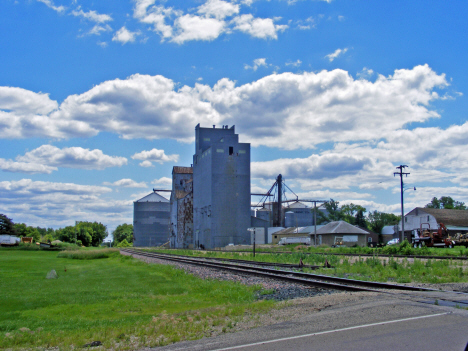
<box><xmin>0</xmin><ymin>250</ymin><xmax>271</xmax><ymax>350</ymax></box>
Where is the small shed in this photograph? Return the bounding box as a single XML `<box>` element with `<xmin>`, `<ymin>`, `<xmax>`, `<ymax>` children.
<box><xmin>315</xmin><ymin>221</ymin><xmax>368</xmax><ymax>247</ymax></box>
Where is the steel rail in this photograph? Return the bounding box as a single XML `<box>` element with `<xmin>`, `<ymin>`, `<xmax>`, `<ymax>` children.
<box><xmin>172</xmin><ymin>248</ymin><xmax>468</xmax><ymax>261</ymax></box>
<box><xmin>121</xmin><ymin>249</ymin><xmax>371</xmax><ymax>292</ymax></box>
<box><xmin>125</xmin><ymin>249</ymin><xmax>322</xmax><ymax>269</ymax></box>
<box><xmin>120</xmin><ymin>249</ymin><xmax>446</xmax><ymax>293</ymax></box>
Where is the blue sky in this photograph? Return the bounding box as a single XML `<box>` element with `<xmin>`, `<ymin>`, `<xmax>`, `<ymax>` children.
<box><xmin>1</xmin><ymin>0</ymin><xmax>468</xmax><ymax>233</ymax></box>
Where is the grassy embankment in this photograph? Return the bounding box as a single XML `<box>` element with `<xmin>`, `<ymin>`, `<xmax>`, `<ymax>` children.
<box><xmin>236</xmin><ymin>243</ymin><xmax>468</xmax><ymax>257</ymax></box>
<box><xmin>0</xmin><ymin>249</ymin><xmax>274</xmax><ymax>350</ymax></box>
<box><xmin>143</xmin><ymin>243</ymin><xmax>468</xmax><ymax>284</ymax></box>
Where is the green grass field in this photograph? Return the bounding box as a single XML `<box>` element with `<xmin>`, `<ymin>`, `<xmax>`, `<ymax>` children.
<box><xmin>0</xmin><ymin>250</ymin><xmax>273</xmax><ymax>350</ymax></box>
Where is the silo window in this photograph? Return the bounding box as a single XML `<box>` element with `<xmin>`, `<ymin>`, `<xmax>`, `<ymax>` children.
<box><xmin>229</xmin><ymin>146</ymin><xmax>234</xmax><ymax>155</ymax></box>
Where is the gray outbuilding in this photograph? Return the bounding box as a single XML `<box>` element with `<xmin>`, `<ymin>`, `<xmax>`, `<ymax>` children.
<box><xmin>315</xmin><ymin>221</ymin><xmax>369</xmax><ymax>247</ymax></box>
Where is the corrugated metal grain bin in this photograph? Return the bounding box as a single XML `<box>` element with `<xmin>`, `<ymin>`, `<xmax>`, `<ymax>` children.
<box><xmin>133</xmin><ymin>191</ymin><xmax>170</xmax><ymax>247</ymax></box>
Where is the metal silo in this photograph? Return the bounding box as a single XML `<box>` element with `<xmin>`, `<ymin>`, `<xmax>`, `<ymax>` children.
<box><xmin>256</xmin><ymin>208</ymin><xmax>272</xmax><ymax>226</ymax></box>
<box><xmin>133</xmin><ymin>191</ymin><xmax>170</xmax><ymax>247</ymax></box>
<box><xmin>285</xmin><ymin>202</ymin><xmax>313</xmax><ymax>227</ymax></box>
<box><xmin>285</xmin><ymin>211</ymin><xmax>295</xmax><ymax>227</ymax></box>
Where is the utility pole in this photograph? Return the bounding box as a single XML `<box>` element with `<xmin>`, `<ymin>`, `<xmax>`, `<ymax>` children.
<box><xmin>253</xmin><ymin>228</ymin><xmax>256</xmax><ymax>257</ymax></box>
<box><xmin>314</xmin><ymin>201</ymin><xmax>317</xmax><ymax>247</ymax></box>
<box><xmin>394</xmin><ymin>165</ymin><xmax>410</xmax><ymax>243</ymax></box>
<box><xmin>277</xmin><ymin>174</ymin><xmax>283</xmax><ymax>227</ymax></box>
<box><xmin>312</xmin><ymin>200</ymin><xmax>327</xmax><ymax>247</ymax></box>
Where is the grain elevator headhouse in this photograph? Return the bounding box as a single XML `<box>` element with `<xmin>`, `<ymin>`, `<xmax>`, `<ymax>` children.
<box><xmin>193</xmin><ymin>124</ymin><xmax>251</xmax><ymax>249</ymax></box>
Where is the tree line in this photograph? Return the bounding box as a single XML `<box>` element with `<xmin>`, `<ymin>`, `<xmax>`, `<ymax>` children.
<box><xmin>316</xmin><ymin>199</ymin><xmax>400</xmax><ymax>235</ymax></box>
<box><xmin>0</xmin><ymin>214</ymin><xmax>109</xmax><ymax>247</ymax></box>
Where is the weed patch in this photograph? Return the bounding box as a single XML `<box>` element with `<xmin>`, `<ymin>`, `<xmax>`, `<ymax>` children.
<box><xmin>57</xmin><ymin>248</ymin><xmax>119</xmax><ymax>259</ymax></box>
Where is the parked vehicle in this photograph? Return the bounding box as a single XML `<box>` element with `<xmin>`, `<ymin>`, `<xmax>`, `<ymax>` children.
<box><xmin>387</xmin><ymin>238</ymin><xmax>399</xmax><ymax>246</ymax></box>
<box><xmin>278</xmin><ymin>237</ymin><xmax>311</xmax><ymax>245</ymax></box>
<box><xmin>412</xmin><ymin>223</ymin><xmax>455</xmax><ymax>248</ymax></box>
<box><xmin>0</xmin><ymin>235</ymin><xmax>20</xmax><ymax>246</ymax></box>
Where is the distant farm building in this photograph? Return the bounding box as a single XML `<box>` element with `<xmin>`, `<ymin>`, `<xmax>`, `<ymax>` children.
<box><xmin>400</xmin><ymin>207</ymin><xmax>468</xmax><ymax>241</ymax></box>
<box><xmin>315</xmin><ymin>221</ymin><xmax>369</xmax><ymax>247</ymax></box>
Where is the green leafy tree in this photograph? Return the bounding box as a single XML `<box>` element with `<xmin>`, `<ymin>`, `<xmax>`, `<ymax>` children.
<box><xmin>116</xmin><ymin>239</ymin><xmax>132</xmax><ymax>247</ymax></box>
<box><xmin>54</xmin><ymin>222</ymin><xmax>107</xmax><ymax>247</ymax></box>
<box><xmin>112</xmin><ymin>224</ymin><xmax>134</xmax><ymax>245</ymax></box>
<box><xmin>425</xmin><ymin>196</ymin><xmax>466</xmax><ymax>210</ymax></box>
<box><xmin>36</xmin><ymin>227</ymin><xmax>47</xmax><ymax>238</ymax></box>
<box><xmin>355</xmin><ymin>209</ymin><xmax>367</xmax><ymax>228</ymax></box>
<box><xmin>341</xmin><ymin>203</ymin><xmax>366</xmax><ymax>225</ymax></box>
<box><xmin>55</xmin><ymin>226</ymin><xmax>76</xmax><ymax>243</ymax></box>
<box><xmin>367</xmin><ymin>211</ymin><xmax>401</xmax><ymax>244</ymax></box>
<box><xmin>76</xmin><ymin>221</ymin><xmax>108</xmax><ymax>247</ymax></box>
<box><xmin>13</xmin><ymin>223</ymin><xmax>27</xmax><ymax>236</ymax></box>
<box><xmin>367</xmin><ymin>211</ymin><xmax>386</xmax><ymax>236</ymax></box>
<box><xmin>0</xmin><ymin>214</ymin><xmax>16</xmax><ymax>234</ymax></box>
<box><xmin>13</xmin><ymin>223</ymin><xmax>40</xmax><ymax>242</ymax></box>
<box><xmin>317</xmin><ymin>199</ymin><xmax>343</xmax><ymax>224</ymax></box>
<box><xmin>43</xmin><ymin>234</ymin><xmax>54</xmax><ymax>243</ymax></box>
<box><xmin>380</xmin><ymin>213</ymin><xmax>401</xmax><ymax>225</ymax></box>
<box><xmin>76</xmin><ymin>226</ymin><xmax>93</xmax><ymax>247</ymax></box>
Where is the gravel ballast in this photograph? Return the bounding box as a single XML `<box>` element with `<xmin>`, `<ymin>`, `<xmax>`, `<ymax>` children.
<box><xmin>121</xmin><ymin>251</ymin><xmax>338</xmax><ymax>301</ymax></box>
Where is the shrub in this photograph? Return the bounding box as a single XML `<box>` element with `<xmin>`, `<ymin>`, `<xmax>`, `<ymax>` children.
<box><xmin>55</xmin><ymin>242</ymin><xmax>81</xmax><ymax>251</ymax></box>
<box><xmin>57</xmin><ymin>248</ymin><xmax>119</xmax><ymax>259</ymax></box>
<box><xmin>117</xmin><ymin>239</ymin><xmax>133</xmax><ymax>248</ymax></box>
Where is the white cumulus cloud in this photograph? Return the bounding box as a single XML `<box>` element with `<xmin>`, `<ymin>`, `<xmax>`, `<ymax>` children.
<box><xmin>232</xmin><ymin>14</ymin><xmax>288</xmax><ymax>39</ymax></box>
<box><xmin>0</xmin><ymin>65</ymin><xmax>449</xmax><ymax>152</ymax></box>
<box><xmin>71</xmin><ymin>8</ymin><xmax>113</xmax><ymax>23</ymax></box>
<box><xmin>152</xmin><ymin>177</ymin><xmax>173</xmax><ymax>187</ymax></box>
<box><xmin>37</xmin><ymin>0</ymin><xmax>65</xmax><ymax>13</ymax></box>
<box><xmin>132</xmin><ymin>148</ymin><xmax>179</xmax><ymax>165</ymax></box>
<box><xmin>285</xmin><ymin>59</ymin><xmax>302</xmax><ymax>67</ymax></box>
<box><xmin>0</xmin><ymin>179</ymin><xmax>134</xmax><ymax>230</ymax></box>
<box><xmin>244</xmin><ymin>58</ymin><xmax>268</xmax><ymax>71</ymax></box>
<box><xmin>112</xmin><ymin>27</ymin><xmax>140</xmax><ymax>44</ymax></box>
<box><xmin>0</xmin><ymin>159</ymin><xmax>57</xmax><ymax>174</ymax></box>
<box><xmin>16</xmin><ymin>145</ymin><xmax>127</xmax><ymax>170</ymax></box>
<box><xmin>103</xmin><ymin>179</ymin><xmax>147</xmax><ymax>188</ymax></box>
<box><xmin>132</xmin><ymin>0</ymin><xmax>287</xmax><ymax>43</ymax></box>
<box><xmin>172</xmin><ymin>15</ymin><xmax>226</xmax><ymax>44</ymax></box>
<box><xmin>325</xmin><ymin>47</ymin><xmax>349</xmax><ymax>62</ymax></box>
<box><xmin>197</xmin><ymin>0</ymin><xmax>239</xmax><ymax>20</ymax></box>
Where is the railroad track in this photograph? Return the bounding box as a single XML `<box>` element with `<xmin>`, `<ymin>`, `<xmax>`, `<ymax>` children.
<box><xmin>125</xmin><ymin>249</ymin><xmax>323</xmax><ymax>269</ymax></box>
<box><xmin>193</xmin><ymin>248</ymin><xmax>468</xmax><ymax>261</ymax></box>
<box><xmin>120</xmin><ymin>248</ymin><xmax>468</xmax><ymax>308</ymax></box>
